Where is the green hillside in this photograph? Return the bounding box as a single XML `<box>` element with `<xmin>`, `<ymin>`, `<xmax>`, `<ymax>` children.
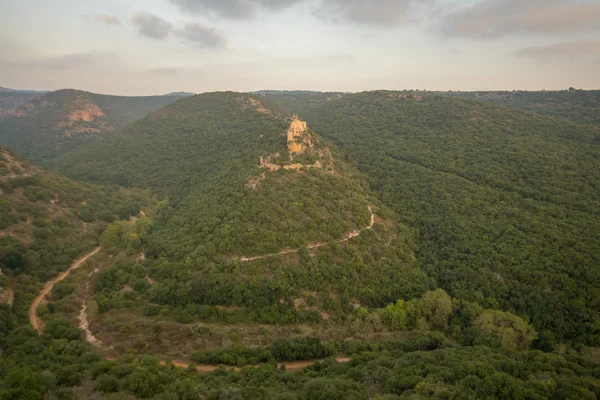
<box><xmin>54</xmin><ymin>92</ymin><xmax>427</xmax><ymax>321</ymax></box>
<box><xmin>305</xmin><ymin>91</ymin><xmax>600</xmax><ymax>346</ymax></box>
<box><xmin>256</xmin><ymin>90</ymin><xmax>347</xmax><ymax>118</ymax></box>
<box><xmin>0</xmin><ymin>146</ymin><xmax>153</xmax><ymax>317</ymax></box>
<box><xmin>0</xmin><ymin>92</ymin><xmax>39</xmax><ymax>120</ymax></box>
<box><xmin>440</xmin><ymin>89</ymin><xmax>600</xmax><ymax>126</ymax></box>
<box><xmin>2</xmin><ymin>92</ymin><xmax>600</xmax><ymax>399</ymax></box>
<box><xmin>0</xmin><ymin>89</ymin><xmax>188</xmax><ymax>165</ymax></box>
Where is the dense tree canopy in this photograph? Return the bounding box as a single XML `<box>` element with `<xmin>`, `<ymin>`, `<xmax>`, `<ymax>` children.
<box><xmin>305</xmin><ymin>91</ymin><xmax>600</xmax><ymax>345</ymax></box>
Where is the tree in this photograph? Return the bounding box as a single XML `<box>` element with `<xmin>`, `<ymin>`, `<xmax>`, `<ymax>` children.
<box><xmin>420</xmin><ymin>289</ymin><xmax>453</xmax><ymax>330</ymax></box>
<box><xmin>379</xmin><ymin>299</ymin><xmax>407</xmax><ymax>331</ymax></box>
<box><xmin>473</xmin><ymin>309</ymin><xmax>536</xmax><ymax>350</ymax></box>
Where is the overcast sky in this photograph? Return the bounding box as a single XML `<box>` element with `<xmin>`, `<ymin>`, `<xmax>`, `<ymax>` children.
<box><xmin>1</xmin><ymin>0</ymin><xmax>598</xmax><ymax>95</ymax></box>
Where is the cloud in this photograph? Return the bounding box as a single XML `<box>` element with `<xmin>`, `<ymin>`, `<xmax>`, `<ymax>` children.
<box><xmin>129</xmin><ymin>11</ymin><xmax>227</xmax><ymax>49</ymax></box>
<box><xmin>167</xmin><ymin>0</ymin><xmax>427</xmax><ymax>25</ymax></box>
<box><xmin>515</xmin><ymin>40</ymin><xmax>600</xmax><ymax>61</ymax></box>
<box><xmin>174</xmin><ymin>23</ymin><xmax>227</xmax><ymax>49</ymax></box>
<box><xmin>94</xmin><ymin>14</ymin><xmax>122</xmax><ymax>26</ymax></box>
<box><xmin>313</xmin><ymin>0</ymin><xmax>425</xmax><ymax>26</ymax></box>
<box><xmin>167</xmin><ymin>0</ymin><xmax>302</xmax><ymax>19</ymax></box>
<box><xmin>435</xmin><ymin>0</ymin><xmax>600</xmax><ymax>39</ymax></box>
<box><xmin>131</xmin><ymin>12</ymin><xmax>173</xmax><ymax>40</ymax></box>
<box><xmin>147</xmin><ymin>67</ymin><xmax>183</xmax><ymax>76</ymax></box>
<box><xmin>1</xmin><ymin>52</ymin><xmax>121</xmax><ymax>72</ymax></box>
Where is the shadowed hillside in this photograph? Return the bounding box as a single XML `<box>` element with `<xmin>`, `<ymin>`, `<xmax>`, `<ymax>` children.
<box><xmin>0</xmin><ymin>92</ymin><xmax>40</xmax><ymax>120</ymax></box>
<box><xmin>0</xmin><ymin>146</ymin><xmax>153</xmax><ymax>318</ymax></box>
<box><xmin>0</xmin><ymin>89</ymin><xmax>189</xmax><ymax>165</ymax></box>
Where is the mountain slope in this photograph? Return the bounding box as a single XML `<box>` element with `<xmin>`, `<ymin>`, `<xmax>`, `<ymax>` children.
<box><xmin>0</xmin><ymin>92</ymin><xmax>40</xmax><ymax>120</ymax></box>
<box><xmin>0</xmin><ymin>89</ymin><xmax>187</xmax><ymax>165</ymax></box>
<box><xmin>0</xmin><ymin>146</ymin><xmax>153</xmax><ymax>318</ymax></box>
<box><xmin>441</xmin><ymin>89</ymin><xmax>600</xmax><ymax>126</ymax></box>
<box><xmin>55</xmin><ymin>92</ymin><xmax>426</xmax><ymax>318</ymax></box>
<box><xmin>255</xmin><ymin>90</ymin><xmax>347</xmax><ymax>118</ymax></box>
<box><xmin>304</xmin><ymin>91</ymin><xmax>600</xmax><ymax>345</ymax></box>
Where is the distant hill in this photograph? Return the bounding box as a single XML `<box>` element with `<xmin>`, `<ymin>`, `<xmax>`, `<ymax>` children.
<box><xmin>255</xmin><ymin>90</ymin><xmax>348</xmax><ymax>118</ymax></box>
<box><xmin>0</xmin><ymin>92</ymin><xmax>40</xmax><ymax>120</ymax></box>
<box><xmin>164</xmin><ymin>91</ymin><xmax>195</xmax><ymax>96</ymax></box>
<box><xmin>305</xmin><ymin>91</ymin><xmax>600</xmax><ymax>345</ymax></box>
<box><xmin>0</xmin><ymin>89</ymin><xmax>188</xmax><ymax>165</ymax></box>
<box><xmin>0</xmin><ymin>86</ymin><xmax>47</xmax><ymax>94</ymax></box>
<box><xmin>440</xmin><ymin>90</ymin><xmax>600</xmax><ymax>126</ymax></box>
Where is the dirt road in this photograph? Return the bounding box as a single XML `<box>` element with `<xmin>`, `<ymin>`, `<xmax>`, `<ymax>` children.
<box><xmin>237</xmin><ymin>205</ymin><xmax>374</xmax><ymax>262</ymax></box>
<box><xmin>161</xmin><ymin>357</ymin><xmax>351</xmax><ymax>373</ymax></box>
<box><xmin>29</xmin><ymin>246</ymin><xmax>101</xmax><ymax>334</ymax></box>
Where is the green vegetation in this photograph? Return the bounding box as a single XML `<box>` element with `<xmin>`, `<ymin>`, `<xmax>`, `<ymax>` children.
<box><xmin>2</xmin><ymin>294</ymin><xmax>600</xmax><ymax>399</ymax></box>
<box><xmin>53</xmin><ymin>93</ymin><xmax>429</xmax><ymax>321</ymax></box>
<box><xmin>1</xmin><ymin>89</ymin><xmax>599</xmax><ymax>398</ymax></box>
<box><xmin>0</xmin><ymin>92</ymin><xmax>38</xmax><ymax>120</ymax></box>
<box><xmin>0</xmin><ymin>89</ymin><xmax>187</xmax><ymax>165</ymax></box>
<box><xmin>256</xmin><ymin>90</ymin><xmax>347</xmax><ymax>118</ymax></box>
<box><xmin>440</xmin><ymin>89</ymin><xmax>600</xmax><ymax>126</ymax></box>
<box><xmin>0</xmin><ymin>146</ymin><xmax>154</xmax><ymax>320</ymax></box>
<box><xmin>305</xmin><ymin>91</ymin><xmax>600</xmax><ymax>346</ymax></box>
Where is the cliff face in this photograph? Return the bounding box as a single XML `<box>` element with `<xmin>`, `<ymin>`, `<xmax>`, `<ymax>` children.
<box><xmin>287</xmin><ymin>117</ymin><xmax>309</xmax><ymax>156</ymax></box>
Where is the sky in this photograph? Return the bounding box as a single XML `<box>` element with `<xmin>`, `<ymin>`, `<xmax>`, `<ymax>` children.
<box><xmin>1</xmin><ymin>0</ymin><xmax>599</xmax><ymax>95</ymax></box>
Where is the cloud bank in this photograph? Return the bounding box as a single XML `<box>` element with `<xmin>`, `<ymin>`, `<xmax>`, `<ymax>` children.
<box><xmin>131</xmin><ymin>12</ymin><xmax>173</xmax><ymax>40</ymax></box>
<box><xmin>435</xmin><ymin>0</ymin><xmax>600</xmax><ymax>39</ymax></box>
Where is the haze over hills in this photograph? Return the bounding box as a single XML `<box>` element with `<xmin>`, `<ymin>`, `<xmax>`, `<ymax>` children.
<box><xmin>0</xmin><ymin>86</ymin><xmax>48</xmax><ymax>94</ymax></box>
<box><xmin>0</xmin><ymin>89</ymin><xmax>188</xmax><ymax>166</ymax></box>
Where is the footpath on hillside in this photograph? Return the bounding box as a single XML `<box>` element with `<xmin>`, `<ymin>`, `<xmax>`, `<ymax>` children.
<box><xmin>29</xmin><ymin>247</ymin><xmax>101</xmax><ymax>333</ymax></box>
<box><xmin>29</xmin><ymin>240</ymin><xmax>351</xmax><ymax>373</ymax></box>
<box><xmin>236</xmin><ymin>205</ymin><xmax>375</xmax><ymax>262</ymax></box>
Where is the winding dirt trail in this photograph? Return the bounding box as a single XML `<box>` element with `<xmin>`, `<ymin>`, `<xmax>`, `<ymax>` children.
<box><xmin>237</xmin><ymin>205</ymin><xmax>375</xmax><ymax>262</ymax></box>
<box><xmin>78</xmin><ymin>268</ymin><xmax>108</xmax><ymax>347</ymax></box>
<box><xmin>29</xmin><ymin>209</ymin><xmax>353</xmax><ymax>374</ymax></box>
<box><xmin>29</xmin><ymin>246</ymin><xmax>101</xmax><ymax>334</ymax></box>
<box><xmin>159</xmin><ymin>357</ymin><xmax>351</xmax><ymax>373</ymax></box>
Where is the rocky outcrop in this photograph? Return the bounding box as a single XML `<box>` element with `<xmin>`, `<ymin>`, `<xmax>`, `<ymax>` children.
<box><xmin>287</xmin><ymin>116</ymin><xmax>310</xmax><ymax>156</ymax></box>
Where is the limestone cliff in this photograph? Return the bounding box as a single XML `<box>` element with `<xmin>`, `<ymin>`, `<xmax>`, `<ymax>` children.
<box><xmin>287</xmin><ymin>116</ymin><xmax>310</xmax><ymax>156</ymax></box>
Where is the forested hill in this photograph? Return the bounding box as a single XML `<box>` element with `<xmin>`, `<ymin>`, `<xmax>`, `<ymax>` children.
<box><xmin>0</xmin><ymin>92</ymin><xmax>40</xmax><ymax>120</ymax></box>
<box><xmin>256</xmin><ymin>90</ymin><xmax>347</xmax><ymax>118</ymax></box>
<box><xmin>54</xmin><ymin>92</ymin><xmax>425</xmax><ymax>314</ymax></box>
<box><xmin>305</xmin><ymin>91</ymin><xmax>600</xmax><ymax>346</ymax></box>
<box><xmin>0</xmin><ymin>89</ymin><xmax>188</xmax><ymax>165</ymax></box>
<box><xmin>55</xmin><ymin>91</ymin><xmax>381</xmax><ymax>260</ymax></box>
<box><xmin>440</xmin><ymin>89</ymin><xmax>600</xmax><ymax>126</ymax></box>
<box><xmin>0</xmin><ymin>146</ymin><xmax>153</xmax><ymax>318</ymax></box>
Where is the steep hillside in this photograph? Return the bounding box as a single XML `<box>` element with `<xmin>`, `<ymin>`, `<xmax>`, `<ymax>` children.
<box><xmin>0</xmin><ymin>92</ymin><xmax>39</xmax><ymax>120</ymax></box>
<box><xmin>441</xmin><ymin>89</ymin><xmax>600</xmax><ymax>126</ymax></box>
<box><xmin>55</xmin><ymin>92</ymin><xmax>426</xmax><ymax>321</ymax></box>
<box><xmin>256</xmin><ymin>90</ymin><xmax>347</xmax><ymax>118</ymax></box>
<box><xmin>305</xmin><ymin>91</ymin><xmax>600</xmax><ymax>345</ymax></box>
<box><xmin>0</xmin><ymin>146</ymin><xmax>154</xmax><ymax>318</ymax></box>
<box><xmin>0</xmin><ymin>89</ymin><xmax>187</xmax><ymax>165</ymax></box>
